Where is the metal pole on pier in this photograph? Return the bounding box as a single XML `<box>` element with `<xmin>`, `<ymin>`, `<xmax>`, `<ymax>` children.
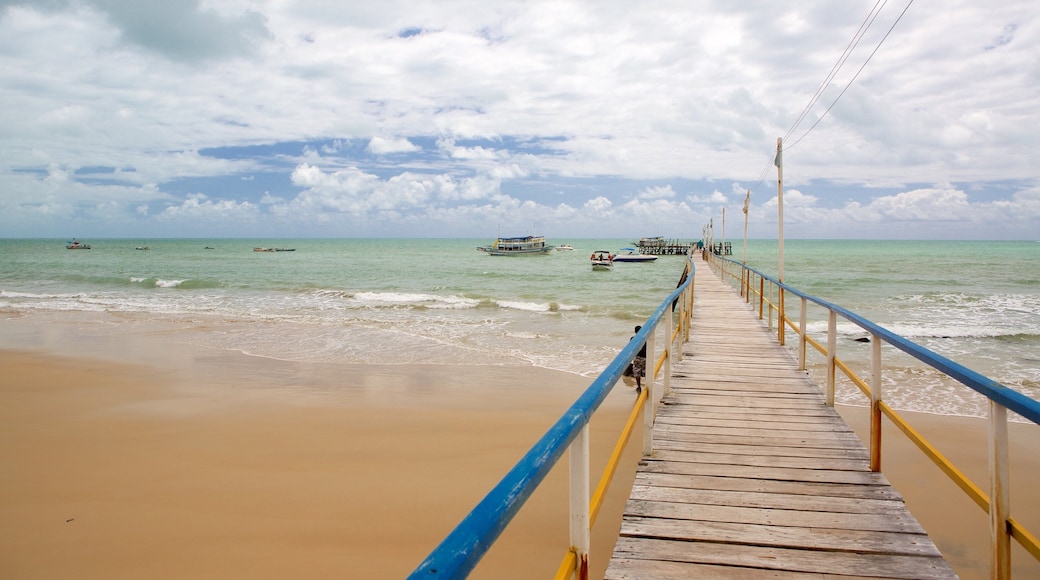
<box><xmin>775</xmin><ymin>137</ymin><xmax>785</xmax><ymax>345</ymax></box>
<box><xmin>775</xmin><ymin>138</ymin><xmax>784</xmax><ymax>283</ymax></box>
<box><xmin>742</xmin><ymin>189</ymin><xmax>749</xmax><ymax>265</ymax></box>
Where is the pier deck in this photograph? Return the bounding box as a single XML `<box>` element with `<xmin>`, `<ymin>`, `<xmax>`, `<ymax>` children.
<box><xmin>605</xmin><ymin>258</ymin><xmax>956</xmax><ymax>578</ymax></box>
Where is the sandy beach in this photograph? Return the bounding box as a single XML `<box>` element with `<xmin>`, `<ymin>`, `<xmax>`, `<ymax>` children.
<box><xmin>1</xmin><ymin>320</ymin><xmax>1038</xmax><ymax>578</ymax></box>
<box><xmin>0</xmin><ymin>344</ymin><xmax>643</xmax><ymax>579</ymax></box>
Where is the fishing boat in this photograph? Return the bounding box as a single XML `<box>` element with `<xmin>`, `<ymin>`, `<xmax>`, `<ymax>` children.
<box><xmin>590</xmin><ymin>250</ymin><xmax>614</xmax><ymax>271</ymax></box>
<box><xmin>611</xmin><ymin>247</ymin><xmax>657</xmax><ymax>263</ymax></box>
<box><xmin>477</xmin><ymin>235</ymin><xmax>554</xmax><ymax>255</ymax></box>
<box><xmin>66</xmin><ymin>239</ymin><xmax>91</xmax><ymax>249</ymax></box>
<box><xmin>253</xmin><ymin>247</ymin><xmax>275</xmax><ymax>252</ymax></box>
<box><xmin>274</xmin><ymin>248</ymin><xmax>296</xmax><ymax>252</ymax></box>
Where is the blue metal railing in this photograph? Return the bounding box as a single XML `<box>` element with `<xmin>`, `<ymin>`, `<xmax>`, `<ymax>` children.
<box><xmin>408</xmin><ymin>257</ymin><xmax>695</xmax><ymax>579</ymax></box>
<box><xmin>715</xmin><ymin>254</ymin><xmax>1040</xmax><ymax>424</ymax></box>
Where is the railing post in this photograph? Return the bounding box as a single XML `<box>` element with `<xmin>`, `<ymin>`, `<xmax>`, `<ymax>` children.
<box><xmin>826</xmin><ymin>311</ymin><xmax>836</xmax><ymax>406</ymax></box>
<box><xmin>568</xmin><ymin>426</ymin><xmax>590</xmax><ymax>580</ymax></box>
<box><xmin>642</xmin><ymin>325</ymin><xmax>657</xmax><ymax>457</ymax></box>
<box><xmin>870</xmin><ymin>334</ymin><xmax>882</xmax><ymax>472</ymax></box>
<box><xmin>767</xmin><ymin>283</ymin><xmax>774</xmax><ymax>330</ymax></box>
<box><xmin>664</xmin><ymin>309</ymin><xmax>673</xmax><ymax>396</ymax></box>
<box><xmin>798</xmin><ymin>297</ymin><xmax>807</xmax><ymax>370</ymax></box>
<box><xmin>778</xmin><ymin>287</ymin><xmax>785</xmax><ymax>346</ymax></box>
<box><xmin>989</xmin><ymin>401</ymin><xmax>1011</xmax><ymax>579</ymax></box>
<box><xmin>758</xmin><ymin>277</ymin><xmax>764</xmax><ymax>318</ymax></box>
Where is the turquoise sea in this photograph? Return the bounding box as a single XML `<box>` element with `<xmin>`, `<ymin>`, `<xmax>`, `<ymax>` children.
<box><xmin>1</xmin><ymin>238</ymin><xmax>1037</xmax><ymax>419</ymax></box>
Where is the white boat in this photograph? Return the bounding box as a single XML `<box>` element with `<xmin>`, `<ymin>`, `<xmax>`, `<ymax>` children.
<box><xmin>590</xmin><ymin>250</ymin><xmax>614</xmax><ymax>271</ymax></box>
<box><xmin>66</xmin><ymin>239</ymin><xmax>91</xmax><ymax>249</ymax></box>
<box><xmin>612</xmin><ymin>247</ymin><xmax>657</xmax><ymax>263</ymax></box>
<box><xmin>555</xmin><ymin>244</ymin><xmax>575</xmax><ymax>251</ymax></box>
<box><xmin>477</xmin><ymin>235</ymin><xmax>554</xmax><ymax>255</ymax></box>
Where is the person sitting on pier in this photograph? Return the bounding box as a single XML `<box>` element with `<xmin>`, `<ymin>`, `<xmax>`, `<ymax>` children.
<box><xmin>623</xmin><ymin>325</ymin><xmax>647</xmax><ymax>392</ymax></box>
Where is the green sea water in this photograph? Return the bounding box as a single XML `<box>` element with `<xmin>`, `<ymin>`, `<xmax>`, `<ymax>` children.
<box><xmin>1</xmin><ymin>237</ymin><xmax>1037</xmax><ymax>418</ymax></box>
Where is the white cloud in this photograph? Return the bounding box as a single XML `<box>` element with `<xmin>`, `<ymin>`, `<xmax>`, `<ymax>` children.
<box><xmin>367</xmin><ymin>137</ymin><xmax>420</xmax><ymax>154</ymax></box>
<box><xmin>0</xmin><ymin>1</ymin><xmax>1038</xmax><ymax>238</ymax></box>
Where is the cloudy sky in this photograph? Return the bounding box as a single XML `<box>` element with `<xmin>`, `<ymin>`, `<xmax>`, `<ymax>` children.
<box><xmin>1</xmin><ymin>0</ymin><xmax>1037</xmax><ymax>240</ymax></box>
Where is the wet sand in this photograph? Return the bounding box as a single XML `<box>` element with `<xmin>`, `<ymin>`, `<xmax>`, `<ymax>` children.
<box><xmin>1</xmin><ymin>332</ymin><xmax>1038</xmax><ymax>578</ymax></box>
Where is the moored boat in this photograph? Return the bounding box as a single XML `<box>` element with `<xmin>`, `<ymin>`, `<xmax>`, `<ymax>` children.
<box><xmin>612</xmin><ymin>247</ymin><xmax>657</xmax><ymax>263</ymax></box>
<box><xmin>477</xmin><ymin>235</ymin><xmax>554</xmax><ymax>255</ymax></box>
<box><xmin>555</xmin><ymin>244</ymin><xmax>575</xmax><ymax>251</ymax></box>
<box><xmin>590</xmin><ymin>250</ymin><xmax>614</xmax><ymax>271</ymax></box>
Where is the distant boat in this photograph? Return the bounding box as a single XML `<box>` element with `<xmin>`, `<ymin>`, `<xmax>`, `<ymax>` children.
<box><xmin>204</xmin><ymin>246</ymin><xmax>215</xmax><ymax>250</ymax></box>
<box><xmin>611</xmin><ymin>247</ymin><xmax>657</xmax><ymax>263</ymax></box>
<box><xmin>66</xmin><ymin>239</ymin><xmax>91</xmax><ymax>249</ymax></box>
<box><xmin>253</xmin><ymin>247</ymin><xmax>275</xmax><ymax>252</ymax></box>
<box><xmin>274</xmin><ymin>248</ymin><xmax>296</xmax><ymax>252</ymax></box>
<box><xmin>135</xmin><ymin>246</ymin><xmax>150</xmax><ymax>250</ymax></box>
<box><xmin>477</xmin><ymin>235</ymin><xmax>555</xmax><ymax>255</ymax></box>
<box><xmin>590</xmin><ymin>250</ymin><xmax>614</xmax><ymax>271</ymax></box>
<box><xmin>556</xmin><ymin>244</ymin><xmax>575</xmax><ymax>251</ymax></box>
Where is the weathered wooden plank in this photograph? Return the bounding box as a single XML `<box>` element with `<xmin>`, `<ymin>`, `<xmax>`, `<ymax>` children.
<box><xmin>624</xmin><ymin>498</ymin><xmax>925</xmax><ymax>534</ymax></box>
<box><xmin>651</xmin><ymin>439</ymin><xmax>870</xmax><ymax>461</ymax></box>
<box><xmin>651</xmin><ymin>416</ymin><xmax>854</xmax><ymax>434</ymax></box>
<box><xmin>649</xmin><ymin>428</ymin><xmax>866</xmax><ymax>451</ymax></box>
<box><xmin>628</xmin><ymin>485</ymin><xmax>912</xmax><ymax>516</ymax></box>
<box><xmin>655</xmin><ymin>410</ymin><xmax>855</xmax><ymax>429</ymax></box>
<box><xmin>618</xmin><ymin>516</ymin><xmax>943</xmax><ymax>556</ymax></box>
<box><xmin>656</xmin><ymin>395</ymin><xmax>829</xmax><ymax>410</ymax></box>
<box><xmin>650</xmin><ymin>449</ymin><xmax>871</xmax><ymax>471</ymax></box>
<box><xmin>632</xmin><ymin>472</ymin><xmax>904</xmax><ymax>501</ymax></box>
<box><xmin>639</xmin><ymin>458</ymin><xmax>893</xmax><ymax>486</ymax></box>
<box><xmin>607</xmin><ymin>537</ymin><xmax>956</xmax><ymax>579</ymax></box>
<box><xmin>647</xmin><ymin>423</ymin><xmax>857</xmax><ymax>443</ymax></box>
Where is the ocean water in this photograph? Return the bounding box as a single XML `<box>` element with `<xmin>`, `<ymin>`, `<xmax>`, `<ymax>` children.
<box><xmin>736</xmin><ymin>239</ymin><xmax>1040</xmax><ymax>420</ymax></box>
<box><xmin>1</xmin><ymin>237</ymin><xmax>1037</xmax><ymax>420</ymax></box>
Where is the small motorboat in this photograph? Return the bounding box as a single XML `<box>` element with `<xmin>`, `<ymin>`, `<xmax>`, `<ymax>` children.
<box><xmin>612</xmin><ymin>247</ymin><xmax>657</xmax><ymax>263</ymax></box>
<box><xmin>590</xmin><ymin>250</ymin><xmax>614</xmax><ymax>271</ymax></box>
<box><xmin>556</xmin><ymin>244</ymin><xmax>575</xmax><ymax>251</ymax></box>
<box><xmin>66</xmin><ymin>239</ymin><xmax>91</xmax><ymax>249</ymax></box>
<box><xmin>135</xmin><ymin>246</ymin><xmax>150</xmax><ymax>250</ymax></box>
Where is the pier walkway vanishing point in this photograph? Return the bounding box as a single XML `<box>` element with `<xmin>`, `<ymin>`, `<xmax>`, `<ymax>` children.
<box><xmin>605</xmin><ymin>256</ymin><xmax>957</xmax><ymax>578</ymax></box>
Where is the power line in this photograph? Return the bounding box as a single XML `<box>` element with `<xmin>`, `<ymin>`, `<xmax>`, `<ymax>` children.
<box><xmin>747</xmin><ymin>0</ymin><xmax>916</xmax><ymax>192</ymax></box>
<box><xmin>783</xmin><ymin>0</ymin><xmax>889</xmax><ymax>144</ymax></box>
<box><xmin>786</xmin><ymin>0</ymin><xmax>916</xmax><ymax>151</ymax></box>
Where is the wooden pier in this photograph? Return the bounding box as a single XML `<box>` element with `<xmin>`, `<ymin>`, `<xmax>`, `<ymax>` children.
<box><xmin>605</xmin><ymin>257</ymin><xmax>956</xmax><ymax>578</ymax></box>
<box><xmin>636</xmin><ymin>237</ymin><xmax>696</xmax><ymax>255</ymax></box>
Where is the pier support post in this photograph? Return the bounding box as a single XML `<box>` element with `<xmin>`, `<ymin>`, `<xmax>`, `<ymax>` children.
<box><xmin>568</xmin><ymin>425</ymin><xmax>590</xmax><ymax>580</ymax></box>
<box><xmin>989</xmin><ymin>401</ymin><xmax>1011</xmax><ymax>579</ymax></box>
<box><xmin>870</xmin><ymin>334</ymin><xmax>882</xmax><ymax>472</ymax></box>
